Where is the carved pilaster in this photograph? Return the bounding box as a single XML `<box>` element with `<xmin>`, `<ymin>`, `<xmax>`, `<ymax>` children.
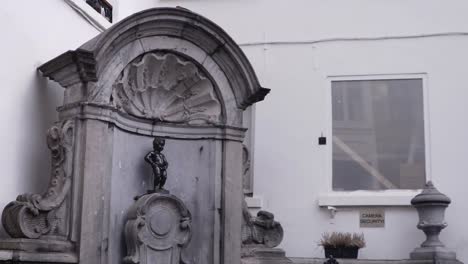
<box><xmin>2</xmin><ymin>120</ymin><xmax>75</xmax><ymax>239</ymax></box>
<box><xmin>242</xmin><ymin>145</ymin><xmax>253</xmax><ymax>196</ymax></box>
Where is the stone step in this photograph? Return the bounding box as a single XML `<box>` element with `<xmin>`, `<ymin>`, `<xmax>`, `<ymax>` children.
<box><xmin>291</xmin><ymin>257</ymin><xmax>463</xmax><ymax>264</ymax></box>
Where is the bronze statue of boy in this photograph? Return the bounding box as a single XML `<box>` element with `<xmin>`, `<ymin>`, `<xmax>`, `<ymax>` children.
<box><xmin>145</xmin><ymin>137</ymin><xmax>168</xmax><ymax>192</ymax></box>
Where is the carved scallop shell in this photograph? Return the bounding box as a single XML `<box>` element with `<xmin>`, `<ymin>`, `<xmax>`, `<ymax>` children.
<box><xmin>112</xmin><ymin>52</ymin><xmax>221</xmax><ymax>125</ymax></box>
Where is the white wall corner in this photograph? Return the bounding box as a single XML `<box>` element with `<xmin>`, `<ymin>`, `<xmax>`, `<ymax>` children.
<box><xmin>64</xmin><ymin>0</ymin><xmax>112</xmax><ymax>32</ymax></box>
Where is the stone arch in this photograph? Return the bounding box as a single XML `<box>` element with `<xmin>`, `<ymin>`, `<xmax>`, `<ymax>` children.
<box><xmin>16</xmin><ymin>7</ymin><xmax>271</xmax><ymax>264</ymax></box>
<box><xmin>40</xmin><ymin>7</ymin><xmax>269</xmax><ymax>127</ymax></box>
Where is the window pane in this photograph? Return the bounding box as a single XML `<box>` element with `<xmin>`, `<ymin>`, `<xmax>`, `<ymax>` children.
<box><xmin>332</xmin><ymin>79</ymin><xmax>426</xmax><ymax>191</ymax></box>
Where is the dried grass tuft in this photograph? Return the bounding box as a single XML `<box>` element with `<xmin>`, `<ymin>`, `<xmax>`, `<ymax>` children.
<box><xmin>319</xmin><ymin>232</ymin><xmax>366</xmax><ymax>248</ymax></box>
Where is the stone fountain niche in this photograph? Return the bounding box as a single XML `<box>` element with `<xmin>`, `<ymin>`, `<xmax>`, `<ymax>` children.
<box><xmin>0</xmin><ymin>8</ymin><xmax>269</xmax><ymax>264</ymax></box>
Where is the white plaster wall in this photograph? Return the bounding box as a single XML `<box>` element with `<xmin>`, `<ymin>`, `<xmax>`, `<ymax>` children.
<box><xmin>117</xmin><ymin>0</ymin><xmax>468</xmax><ymax>43</ymax></box>
<box><xmin>1</xmin><ymin>0</ymin><xmax>467</xmax><ymax>262</ymax></box>
<box><xmin>249</xmin><ymin>38</ymin><xmax>468</xmax><ymax>261</ymax></box>
<box><xmin>0</xmin><ymin>0</ymin><xmax>99</xmax><ymax>235</ymax></box>
<box><xmin>121</xmin><ymin>0</ymin><xmax>468</xmax><ymax>261</ymax></box>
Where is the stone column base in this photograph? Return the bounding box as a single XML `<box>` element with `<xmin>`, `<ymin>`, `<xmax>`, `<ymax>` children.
<box><xmin>0</xmin><ymin>239</ymin><xmax>77</xmax><ymax>263</ymax></box>
<box><xmin>241</xmin><ymin>247</ymin><xmax>293</xmax><ymax>264</ymax></box>
<box><xmin>410</xmin><ymin>246</ymin><xmax>457</xmax><ymax>261</ymax></box>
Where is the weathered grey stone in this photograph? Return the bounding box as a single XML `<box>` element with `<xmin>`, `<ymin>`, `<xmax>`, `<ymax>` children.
<box><xmin>242</xmin><ymin>145</ymin><xmax>253</xmax><ymax>196</ymax></box>
<box><xmin>0</xmin><ymin>239</ymin><xmax>77</xmax><ymax>263</ymax></box>
<box><xmin>411</xmin><ymin>247</ymin><xmax>457</xmax><ymax>260</ymax></box>
<box><xmin>241</xmin><ymin>247</ymin><xmax>293</xmax><ymax>264</ymax></box>
<box><xmin>241</xmin><ymin>147</ymin><xmax>282</xmax><ymax>250</ymax></box>
<box><xmin>2</xmin><ymin>120</ymin><xmax>74</xmax><ymax>240</ymax></box>
<box><xmin>240</xmin><ymin>206</ymin><xmax>291</xmax><ymax>264</ymax></box>
<box><xmin>57</xmin><ymin>103</ymin><xmax>247</xmax><ymax>142</ymax></box>
<box><xmin>0</xmin><ymin>239</ymin><xmax>74</xmax><ymax>253</ymax></box>
<box><xmin>108</xmin><ymin>133</ymin><xmax>222</xmax><ymax>264</ymax></box>
<box><xmin>0</xmin><ymin>7</ymin><xmax>268</xmax><ymax>264</ymax></box>
<box><xmin>123</xmin><ymin>192</ymin><xmax>191</xmax><ymax>264</ymax></box>
<box><xmin>38</xmin><ymin>8</ymin><xmax>270</xmax><ymax>117</ymax></box>
<box><xmin>410</xmin><ymin>182</ymin><xmax>461</xmax><ymax>262</ymax></box>
<box><xmin>112</xmin><ymin>52</ymin><xmax>221</xmax><ymax>125</ymax></box>
<box><xmin>0</xmin><ymin>252</ymin><xmax>77</xmax><ymax>264</ymax></box>
<box><xmin>241</xmin><ymin>200</ymin><xmax>284</xmax><ymax>248</ymax></box>
<box><xmin>222</xmin><ymin>140</ymin><xmax>244</xmax><ymax>264</ymax></box>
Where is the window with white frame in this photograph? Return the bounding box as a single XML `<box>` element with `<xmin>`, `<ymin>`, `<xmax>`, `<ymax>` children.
<box><xmin>64</xmin><ymin>0</ymin><xmax>113</xmax><ymax>31</ymax></box>
<box><xmin>331</xmin><ymin>78</ymin><xmax>426</xmax><ymax>191</ymax></box>
<box><xmin>86</xmin><ymin>0</ymin><xmax>113</xmax><ymax>22</ymax></box>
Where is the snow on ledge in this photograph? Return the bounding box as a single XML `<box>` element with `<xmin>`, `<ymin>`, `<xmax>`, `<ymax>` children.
<box><xmin>318</xmin><ymin>190</ymin><xmax>421</xmax><ymax>207</ymax></box>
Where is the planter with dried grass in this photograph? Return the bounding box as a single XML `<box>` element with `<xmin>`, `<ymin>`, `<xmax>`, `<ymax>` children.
<box><xmin>319</xmin><ymin>232</ymin><xmax>365</xmax><ymax>259</ymax></box>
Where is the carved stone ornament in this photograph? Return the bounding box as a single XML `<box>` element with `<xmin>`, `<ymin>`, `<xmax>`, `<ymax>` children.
<box><xmin>241</xmin><ymin>148</ymin><xmax>283</xmax><ymax>250</ymax></box>
<box><xmin>241</xmin><ymin>199</ymin><xmax>284</xmax><ymax>249</ymax></box>
<box><xmin>112</xmin><ymin>52</ymin><xmax>222</xmax><ymax>125</ymax></box>
<box><xmin>124</xmin><ymin>192</ymin><xmax>192</xmax><ymax>264</ymax></box>
<box><xmin>242</xmin><ymin>145</ymin><xmax>253</xmax><ymax>196</ymax></box>
<box><xmin>241</xmin><ymin>200</ymin><xmax>291</xmax><ymax>264</ymax></box>
<box><xmin>2</xmin><ymin>120</ymin><xmax>74</xmax><ymax>239</ymax></box>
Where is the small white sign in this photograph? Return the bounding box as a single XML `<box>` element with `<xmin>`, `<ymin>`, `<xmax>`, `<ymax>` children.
<box><xmin>360</xmin><ymin>209</ymin><xmax>385</xmax><ymax>228</ymax></box>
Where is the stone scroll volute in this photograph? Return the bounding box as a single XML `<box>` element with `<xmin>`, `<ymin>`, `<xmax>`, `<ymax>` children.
<box><xmin>2</xmin><ymin>120</ymin><xmax>74</xmax><ymax>239</ymax></box>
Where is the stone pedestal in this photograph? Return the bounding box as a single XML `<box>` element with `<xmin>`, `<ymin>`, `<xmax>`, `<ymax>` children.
<box><xmin>410</xmin><ymin>182</ymin><xmax>462</xmax><ymax>263</ymax></box>
<box><xmin>0</xmin><ymin>239</ymin><xmax>76</xmax><ymax>263</ymax></box>
<box><xmin>410</xmin><ymin>246</ymin><xmax>457</xmax><ymax>261</ymax></box>
<box><xmin>242</xmin><ymin>247</ymin><xmax>293</xmax><ymax>264</ymax></box>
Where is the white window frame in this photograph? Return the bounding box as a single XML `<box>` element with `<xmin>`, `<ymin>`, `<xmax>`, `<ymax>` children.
<box><xmin>64</xmin><ymin>0</ymin><xmax>113</xmax><ymax>32</ymax></box>
<box><xmin>319</xmin><ymin>73</ymin><xmax>431</xmax><ymax>207</ymax></box>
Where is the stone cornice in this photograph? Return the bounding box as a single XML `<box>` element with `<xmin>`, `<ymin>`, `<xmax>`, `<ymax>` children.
<box><xmin>38</xmin><ymin>49</ymin><xmax>97</xmax><ymax>87</ymax></box>
<box><xmin>58</xmin><ymin>102</ymin><xmax>247</xmax><ymax>142</ymax></box>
